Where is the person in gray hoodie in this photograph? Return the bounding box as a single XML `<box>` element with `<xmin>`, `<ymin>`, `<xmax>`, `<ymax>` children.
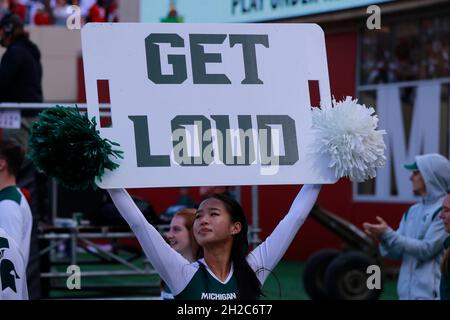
<box><xmin>363</xmin><ymin>153</ymin><xmax>450</xmax><ymax>300</ymax></box>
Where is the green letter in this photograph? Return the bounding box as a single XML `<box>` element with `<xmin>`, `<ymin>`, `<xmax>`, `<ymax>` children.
<box><xmin>171</xmin><ymin>116</ymin><xmax>213</xmax><ymax>166</ymax></box>
<box><xmin>145</xmin><ymin>33</ymin><xmax>187</xmax><ymax>84</ymax></box>
<box><xmin>190</xmin><ymin>34</ymin><xmax>231</xmax><ymax>84</ymax></box>
<box><xmin>257</xmin><ymin>115</ymin><xmax>298</xmax><ymax>165</ymax></box>
<box><xmin>129</xmin><ymin>116</ymin><xmax>170</xmax><ymax>167</ymax></box>
<box><xmin>229</xmin><ymin>34</ymin><xmax>269</xmax><ymax>84</ymax></box>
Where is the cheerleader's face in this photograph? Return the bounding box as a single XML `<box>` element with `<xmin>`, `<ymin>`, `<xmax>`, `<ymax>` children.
<box><xmin>193</xmin><ymin>198</ymin><xmax>241</xmax><ymax>246</ymax></box>
<box><xmin>165</xmin><ymin>216</ymin><xmax>191</xmax><ymax>255</ymax></box>
<box><xmin>440</xmin><ymin>195</ymin><xmax>450</xmax><ymax>233</ymax></box>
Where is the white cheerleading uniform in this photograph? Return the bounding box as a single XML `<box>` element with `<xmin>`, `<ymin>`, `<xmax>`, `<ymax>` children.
<box><xmin>108</xmin><ymin>184</ymin><xmax>321</xmax><ymax>299</ymax></box>
<box><xmin>0</xmin><ymin>228</ymin><xmax>29</xmax><ymax>300</ymax></box>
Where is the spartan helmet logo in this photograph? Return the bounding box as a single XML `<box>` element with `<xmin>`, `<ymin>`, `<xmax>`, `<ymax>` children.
<box><xmin>0</xmin><ymin>237</ymin><xmax>20</xmax><ymax>293</ymax></box>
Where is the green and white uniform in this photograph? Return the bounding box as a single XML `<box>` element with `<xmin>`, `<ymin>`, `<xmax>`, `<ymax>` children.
<box><xmin>0</xmin><ymin>186</ymin><xmax>32</xmax><ymax>267</ymax></box>
<box><xmin>108</xmin><ymin>184</ymin><xmax>320</xmax><ymax>300</ymax></box>
<box><xmin>161</xmin><ymin>282</ymin><xmax>174</xmax><ymax>300</ymax></box>
<box><xmin>0</xmin><ymin>228</ymin><xmax>29</xmax><ymax>300</ymax></box>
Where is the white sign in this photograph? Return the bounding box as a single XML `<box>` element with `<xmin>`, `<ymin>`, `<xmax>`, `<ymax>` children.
<box><xmin>0</xmin><ymin>110</ymin><xmax>21</xmax><ymax>129</ymax></box>
<box><xmin>81</xmin><ymin>23</ymin><xmax>337</xmax><ymax>188</ymax></box>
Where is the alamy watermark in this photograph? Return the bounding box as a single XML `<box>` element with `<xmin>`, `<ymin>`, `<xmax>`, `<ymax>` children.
<box><xmin>366</xmin><ymin>264</ymin><xmax>381</xmax><ymax>290</ymax></box>
<box><xmin>66</xmin><ymin>265</ymin><xmax>81</xmax><ymax>290</ymax></box>
<box><xmin>366</xmin><ymin>5</ymin><xmax>381</xmax><ymax>30</ymax></box>
<box><xmin>66</xmin><ymin>5</ymin><xmax>82</xmax><ymax>30</ymax></box>
<box><xmin>170</xmin><ymin>123</ymin><xmax>284</xmax><ymax>176</ymax></box>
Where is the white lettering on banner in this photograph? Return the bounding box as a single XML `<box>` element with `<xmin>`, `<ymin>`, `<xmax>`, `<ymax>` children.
<box><xmin>355</xmin><ymin>78</ymin><xmax>450</xmax><ymax>202</ymax></box>
<box><xmin>141</xmin><ymin>0</ymin><xmax>393</xmax><ymax>24</ymax></box>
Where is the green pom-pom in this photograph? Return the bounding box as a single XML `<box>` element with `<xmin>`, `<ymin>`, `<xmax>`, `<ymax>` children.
<box><xmin>28</xmin><ymin>105</ymin><xmax>123</xmax><ymax>190</ymax></box>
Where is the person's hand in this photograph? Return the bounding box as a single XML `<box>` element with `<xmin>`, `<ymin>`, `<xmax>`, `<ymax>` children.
<box><xmin>363</xmin><ymin>216</ymin><xmax>389</xmax><ymax>241</ymax></box>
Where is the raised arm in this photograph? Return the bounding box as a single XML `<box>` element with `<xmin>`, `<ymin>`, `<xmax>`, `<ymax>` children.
<box><xmin>247</xmin><ymin>184</ymin><xmax>321</xmax><ymax>284</ymax></box>
<box><xmin>380</xmin><ymin>210</ymin><xmax>447</xmax><ymax>260</ymax></box>
<box><xmin>378</xmin><ymin>211</ymin><xmax>407</xmax><ymax>260</ymax></box>
<box><xmin>107</xmin><ymin>188</ymin><xmax>196</xmax><ymax>295</ymax></box>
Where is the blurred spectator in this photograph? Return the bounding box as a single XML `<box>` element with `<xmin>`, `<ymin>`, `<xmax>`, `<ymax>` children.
<box><xmin>0</xmin><ymin>227</ymin><xmax>29</xmax><ymax>299</ymax></box>
<box><xmin>79</xmin><ymin>0</ymin><xmax>94</xmax><ymax>18</ymax></box>
<box><xmin>361</xmin><ymin>16</ymin><xmax>450</xmax><ymax>85</ymax></box>
<box><xmin>27</xmin><ymin>0</ymin><xmax>52</xmax><ymax>25</ymax></box>
<box><xmin>0</xmin><ymin>140</ymin><xmax>32</xmax><ymax>268</ymax></box>
<box><xmin>363</xmin><ymin>154</ymin><xmax>450</xmax><ymax>300</ymax></box>
<box><xmin>8</xmin><ymin>0</ymin><xmax>26</xmax><ymax>22</ymax></box>
<box><xmin>87</xmin><ymin>0</ymin><xmax>117</xmax><ymax>23</ymax></box>
<box><xmin>105</xmin><ymin>0</ymin><xmax>117</xmax><ymax>22</ymax></box>
<box><xmin>161</xmin><ymin>0</ymin><xmax>183</xmax><ymax>23</ymax></box>
<box><xmin>158</xmin><ymin>187</ymin><xmax>197</xmax><ymax>224</ymax></box>
<box><xmin>0</xmin><ymin>0</ymin><xmax>119</xmax><ymax>27</ymax></box>
<box><xmin>52</xmin><ymin>0</ymin><xmax>69</xmax><ymax>25</ymax></box>
<box><xmin>0</xmin><ymin>0</ymin><xmax>9</xmax><ymax>20</ymax></box>
<box><xmin>0</xmin><ymin>13</ymin><xmax>42</xmax><ymax>104</ymax></box>
<box><xmin>160</xmin><ymin>207</ymin><xmax>198</xmax><ymax>299</ymax></box>
<box><xmin>32</xmin><ymin>2</ymin><xmax>51</xmax><ymax>25</ymax></box>
<box><xmin>87</xmin><ymin>0</ymin><xmax>105</xmax><ymax>22</ymax></box>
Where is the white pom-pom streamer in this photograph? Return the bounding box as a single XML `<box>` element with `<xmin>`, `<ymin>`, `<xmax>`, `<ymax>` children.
<box><xmin>311</xmin><ymin>96</ymin><xmax>386</xmax><ymax>182</ymax></box>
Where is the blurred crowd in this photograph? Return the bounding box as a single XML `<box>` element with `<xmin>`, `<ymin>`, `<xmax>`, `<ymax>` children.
<box><xmin>360</xmin><ymin>16</ymin><xmax>450</xmax><ymax>84</ymax></box>
<box><xmin>0</xmin><ymin>0</ymin><xmax>118</xmax><ymax>26</ymax></box>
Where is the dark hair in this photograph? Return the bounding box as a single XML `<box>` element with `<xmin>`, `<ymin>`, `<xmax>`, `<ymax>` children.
<box><xmin>0</xmin><ymin>140</ymin><xmax>25</xmax><ymax>176</ymax></box>
<box><xmin>205</xmin><ymin>193</ymin><xmax>262</xmax><ymax>300</ymax></box>
<box><xmin>0</xmin><ymin>14</ymin><xmax>23</xmax><ymax>34</ymax></box>
<box><xmin>442</xmin><ymin>248</ymin><xmax>450</xmax><ymax>275</ymax></box>
<box><xmin>0</xmin><ymin>14</ymin><xmax>27</xmax><ymax>41</ymax></box>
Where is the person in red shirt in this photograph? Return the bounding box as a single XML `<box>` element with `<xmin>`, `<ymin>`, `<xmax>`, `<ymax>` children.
<box><xmin>105</xmin><ymin>0</ymin><xmax>118</xmax><ymax>23</ymax></box>
<box><xmin>33</xmin><ymin>3</ymin><xmax>51</xmax><ymax>26</ymax></box>
<box><xmin>88</xmin><ymin>0</ymin><xmax>106</xmax><ymax>23</ymax></box>
<box><xmin>34</xmin><ymin>11</ymin><xmax>50</xmax><ymax>25</ymax></box>
<box><xmin>8</xmin><ymin>0</ymin><xmax>26</xmax><ymax>22</ymax></box>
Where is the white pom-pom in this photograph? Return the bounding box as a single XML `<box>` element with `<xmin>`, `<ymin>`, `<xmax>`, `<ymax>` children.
<box><xmin>311</xmin><ymin>96</ymin><xmax>386</xmax><ymax>182</ymax></box>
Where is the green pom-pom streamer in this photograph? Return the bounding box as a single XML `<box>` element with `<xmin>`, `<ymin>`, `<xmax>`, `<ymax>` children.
<box><xmin>28</xmin><ymin>105</ymin><xmax>123</xmax><ymax>190</ymax></box>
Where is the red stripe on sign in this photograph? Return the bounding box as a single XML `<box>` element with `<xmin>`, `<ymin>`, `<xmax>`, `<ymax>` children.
<box><xmin>308</xmin><ymin>80</ymin><xmax>320</xmax><ymax>108</ymax></box>
<box><xmin>97</xmin><ymin>79</ymin><xmax>112</xmax><ymax>128</ymax></box>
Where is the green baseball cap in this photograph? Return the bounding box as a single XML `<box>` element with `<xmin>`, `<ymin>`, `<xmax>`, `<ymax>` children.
<box><xmin>0</xmin><ymin>236</ymin><xmax>10</xmax><ymax>249</ymax></box>
<box><xmin>404</xmin><ymin>162</ymin><xmax>419</xmax><ymax>171</ymax></box>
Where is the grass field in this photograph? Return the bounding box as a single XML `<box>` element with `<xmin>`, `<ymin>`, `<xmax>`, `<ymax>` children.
<box><xmin>261</xmin><ymin>261</ymin><xmax>398</xmax><ymax>300</ymax></box>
